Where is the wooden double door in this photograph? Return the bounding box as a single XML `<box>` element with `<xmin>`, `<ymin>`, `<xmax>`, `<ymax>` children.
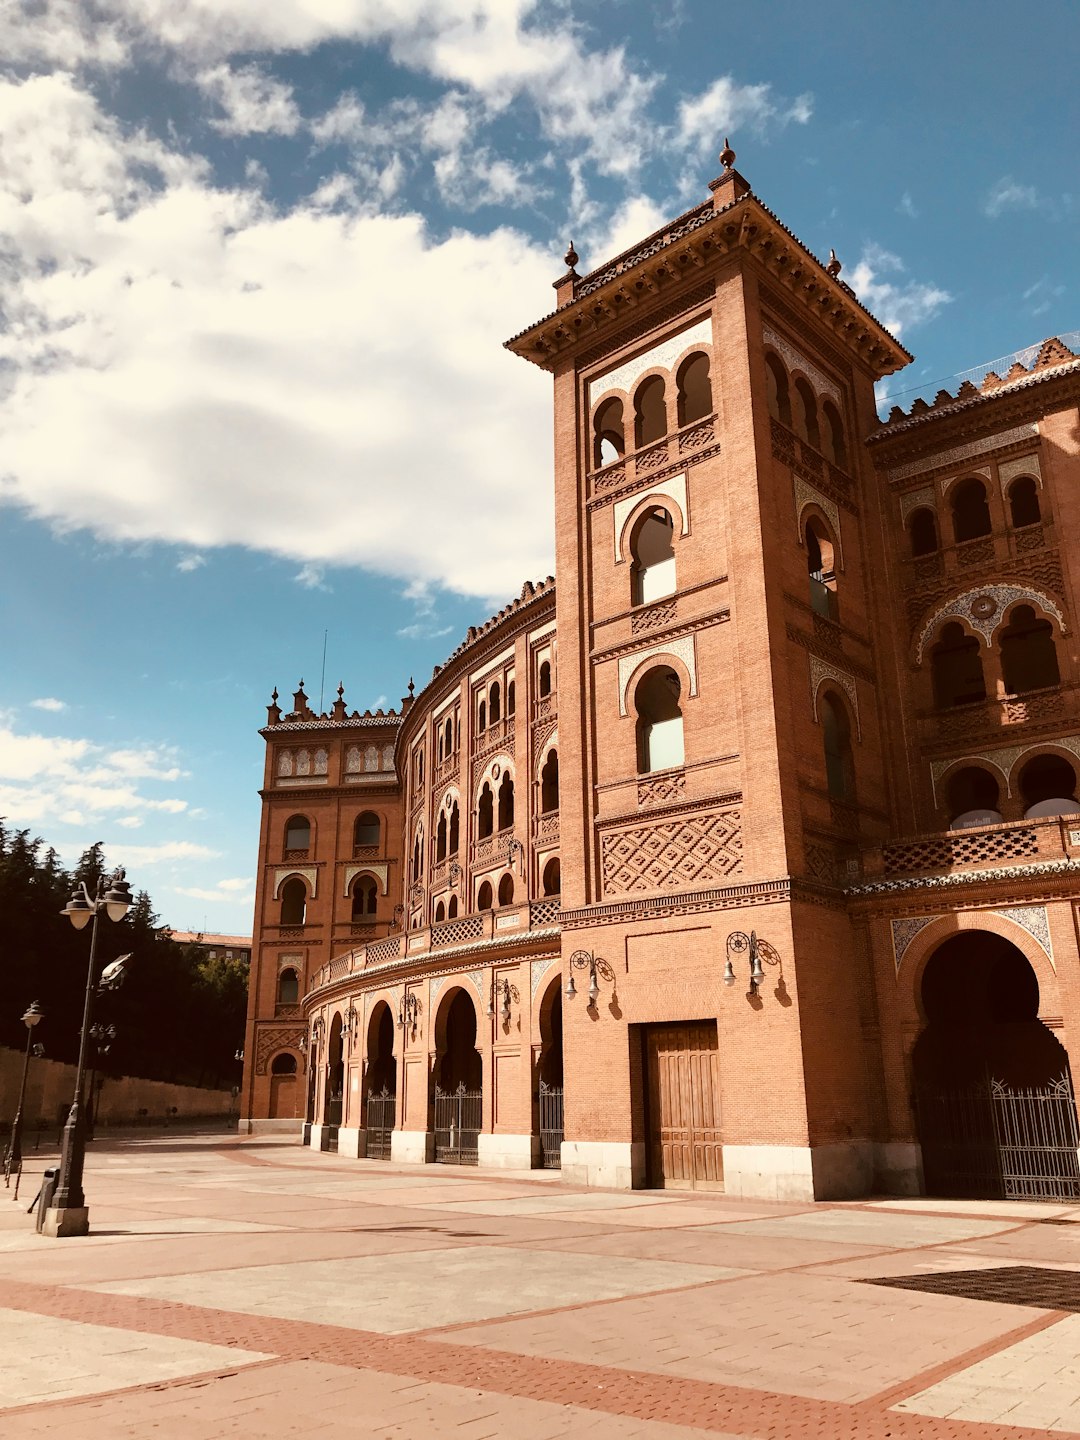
<box><xmin>645</xmin><ymin>1022</ymin><xmax>723</xmax><ymax>1189</ymax></box>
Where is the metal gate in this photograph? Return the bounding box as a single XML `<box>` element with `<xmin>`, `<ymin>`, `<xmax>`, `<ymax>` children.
<box><xmin>324</xmin><ymin>1090</ymin><xmax>343</xmax><ymax>1152</ymax></box>
<box><xmin>434</xmin><ymin>1083</ymin><xmax>481</xmax><ymax>1165</ymax></box>
<box><xmin>365</xmin><ymin>1086</ymin><xmax>395</xmax><ymax>1160</ymax></box>
<box><xmin>539</xmin><ymin>1080</ymin><xmax>563</xmax><ymax>1169</ymax></box>
<box><xmin>917</xmin><ymin>1073</ymin><xmax>1080</xmax><ymax>1200</ymax></box>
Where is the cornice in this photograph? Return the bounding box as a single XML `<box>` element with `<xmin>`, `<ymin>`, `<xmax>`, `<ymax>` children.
<box><xmin>559</xmin><ymin>874</ymin><xmax>843</xmax><ymax>929</ymax></box>
<box><xmin>590</xmin><ymin>608</ymin><xmax>730</xmax><ymax>666</ymax></box>
<box><xmin>846</xmin><ymin>856</ymin><xmax>1080</xmax><ymax>901</ymax></box>
<box><xmin>260</xmin><ymin>716</ymin><xmax>402</xmax><ymax>737</ymax></box>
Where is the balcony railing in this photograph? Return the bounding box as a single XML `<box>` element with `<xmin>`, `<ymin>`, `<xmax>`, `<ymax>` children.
<box><xmin>862</xmin><ymin>815</ymin><xmax>1079</xmax><ymax>882</ymax></box>
<box><xmin>919</xmin><ymin>685</ymin><xmax>1072</xmax><ymax>746</ymax></box>
<box><xmin>589</xmin><ymin>413</ymin><xmax>719</xmax><ymax>496</ymax></box>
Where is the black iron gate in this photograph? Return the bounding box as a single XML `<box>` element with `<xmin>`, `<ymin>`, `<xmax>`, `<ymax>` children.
<box><xmin>434</xmin><ymin>1083</ymin><xmax>481</xmax><ymax>1165</ymax></box>
<box><xmin>365</xmin><ymin>1087</ymin><xmax>396</xmax><ymax>1160</ymax></box>
<box><xmin>323</xmin><ymin>1090</ymin><xmax>343</xmax><ymax>1152</ymax></box>
<box><xmin>917</xmin><ymin>1073</ymin><xmax>1080</xmax><ymax>1200</ymax></box>
<box><xmin>539</xmin><ymin>1080</ymin><xmax>563</xmax><ymax>1169</ymax></box>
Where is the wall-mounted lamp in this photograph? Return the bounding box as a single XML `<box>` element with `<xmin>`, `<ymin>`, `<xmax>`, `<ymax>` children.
<box><xmin>565</xmin><ymin>949</ymin><xmax>615</xmax><ymax>1009</ymax></box>
<box><xmin>448</xmin><ymin>860</ymin><xmax>463</xmax><ymax>893</ymax></box>
<box><xmin>393</xmin><ymin>903</ymin><xmax>405</xmax><ymax>927</ymax></box>
<box><xmin>398</xmin><ymin>990</ymin><xmax>421</xmax><ymax>1039</ymax></box>
<box><xmin>342</xmin><ymin>1002</ymin><xmax>359</xmax><ymax>1047</ymax></box>
<box><xmin>724</xmin><ymin>930</ymin><xmax>782</xmax><ymax>995</ymax></box>
<box><xmin>487</xmin><ymin>976</ymin><xmax>519</xmax><ymax>1025</ymax></box>
<box><xmin>506</xmin><ymin>836</ymin><xmax>525</xmax><ymax>875</ymax></box>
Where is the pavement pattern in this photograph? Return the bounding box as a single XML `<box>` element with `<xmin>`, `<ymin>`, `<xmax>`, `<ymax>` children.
<box><xmin>3</xmin><ymin>1133</ymin><xmax>1080</xmax><ymax>1436</ymax></box>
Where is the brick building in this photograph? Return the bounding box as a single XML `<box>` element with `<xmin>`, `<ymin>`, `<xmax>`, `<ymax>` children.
<box><xmin>241</xmin><ymin>147</ymin><xmax>1080</xmax><ymax>1202</ymax></box>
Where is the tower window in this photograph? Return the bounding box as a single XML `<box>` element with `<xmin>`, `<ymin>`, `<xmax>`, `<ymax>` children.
<box><xmin>820</xmin><ymin>693</ymin><xmax>855</xmax><ymax>802</ymax></box>
<box><xmin>676</xmin><ymin>352</ymin><xmax>711</xmax><ymax>427</ymax></box>
<box><xmin>538</xmin><ymin>659</ymin><xmax>552</xmax><ymax>697</ymax></box>
<box><xmin>593</xmin><ymin>396</ymin><xmax>625</xmax><ymax>468</ymax></box>
<box><xmin>351</xmin><ymin>875</ymin><xmax>378</xmax><ymax>919</ymax></box>
<box><xmin>541</xmin><ymin>749</ymin><xmax>559</xmax><ymax>813</ymax></box>
<box><xmin>497</xmin><ymin>772</ymin><xmax>515</xmax><ymax>831</ymax></box>
<box><xmin>284</xmin><ymin>815</ymin><xmax>310</xmax><ymax>852</ymax></box>
<box><xmin>630</xmin><ymin>507</ymin><xmax>676</xmax><ymax>607</ymax></box>
<box><xmin>634</xmin><ymin>375</ymin><xmax>667</xmax><ymax>448</ymax></box>
<box><xmin>279</xmin><ymin>877</ymin><xmax>307</xmax><ymax>927</ymax></box>
<box><xmin>931</xmin><ymin>622</ymin><xmax>986</xmax><ymax>708</ymax></box>
<box><xmin>478</xmin><ymin>782</ymin><xmax>494</xmax><ymax>839</ymax></box>
<box><xmin>354</xmin><ymin>811</ymin><xmax>379</xmax><ymax>848</ymax></box>
<box><xmin>908</xmin><ymin>508</ymin><xmax>939</xmax><ymax>558</ymax></box>
<box><xmin>765</xmin><ymin>352</ymin><xmax>791</xmax><ymax>427</ymax></box>
<box><xmin>999</xmin><ymin>605</ymin><xmax>1060</xmax><ymax>695</ymax></box>
<box><xmin>635</xmin><ymin>667</ymin><xmax>684</xmax><ymax>773</ymax></box>
<box><xmin>793</xmin><ymin>378</ymin><xmax>820</xmax><ymax>450</ymax></box>
<box><xmin>951</xmin><ymin>477</ymin><xmax>992</xmax><ymax>542</ymax></box>
<box><xmin>1008</xmin><ymin>476</ymin><xmax>1041</xmax><ymax>528</ymax></box>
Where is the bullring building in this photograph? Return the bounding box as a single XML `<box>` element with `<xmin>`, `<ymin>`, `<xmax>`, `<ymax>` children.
<box><xmin>240</xmin><ymin>147</ymin><xmax>1080</xmax><ymax>1202</ymax></box>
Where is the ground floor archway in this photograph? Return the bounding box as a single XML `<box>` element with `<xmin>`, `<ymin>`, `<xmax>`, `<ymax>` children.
<box><xmin>364</xmin><ymin>1001</ymin><xmax>397</xmax><ymax>1159</ymax></box>
<box><xmin>537</xmin><ymin>978</ymin><xmax>563</xmax><ymax>1168</ymax></box>
<box><xmin>433</xmin><ymin>988</ymin><xmax>481</xmax><ymax>1165</ymax></box>
<box><xmin>324</xmin><ymin>1014</ymin><xmax>344</xmax><ymax>1151</ymax></box>
<box><xmin>913</xmin><ymin>931</ymin><xmax>1080</xmax><ymax>1199</ymax></box>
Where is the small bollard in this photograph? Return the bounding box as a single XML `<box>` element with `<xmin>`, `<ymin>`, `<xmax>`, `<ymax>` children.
<box><xmin>31</xmin><ymin>1167</ymin><xmax>59</xmax><ymax>1232</ymax></box>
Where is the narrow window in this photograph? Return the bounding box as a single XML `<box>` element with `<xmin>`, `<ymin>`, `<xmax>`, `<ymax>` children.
<box><xmin>507</xmin><ymin>680</ymin><xmax>515</xmax><ymax>717</ymax></box>
<box><xmin>412</xmin><ymin>833</ymin><xmax>422</xmax><ymax>881</ymax></box>
<box><xmin>448</xmin><ymin>802</ymin><xmax>460</xmax><ymax>854</ymax></box>
<box><xmin>538</xmin><ymin>660</ymin><xmax>552</xmax><ymax>697</ymax></box>
<box><xmin>793</xmin><ymin>378</ymin><xmax>820</xmax><ymax>450</ymax></box>
<box><xmin>805</xmin><ymin>519</ymin><xmax>838</xmax><ymax>622</ymax></box>
<box><xmin>478</xmin><ymin>782</ymin><xmax>494</xmax><ymax>839</ymax></box>
<box><xmin>676</xmin><ymin>352</ymin><xmax>711</xmax><ymax>426</ymax></box>
<box><xmin>635</xmin><ymin>667</ymin><xmax>684</xmax><ymax>773</ymax></box>
<box><xmin>1019</xmin><ymin>754</ymin><xmax>1080</xmax><ymax>818</ymax></box>
<box><xmin>908</xmin><ymin>508</ymin><xmax>939</xmax><ymax>558</ymax></box>
<box><xmin>436</xmin><ymin>811</ymin><xmax>447</xmax><ymax>862</ymax></box>
<box><xmin>351</xmin><ymin>876</ymin><xmax>377</xmax><ymax>919</ymax></box>
<box><xmin>821</xmin><ymin>693</ymin><xmax>855</xmax><ymax>802</ymax></box>
<box><xmin>1009</xmin><ymin>476</ymin><xmax>1041</xmax><ymax>528</ymax></box>
<box><xmin>444</xmin><ymin>716</ymin><xmax>453</xmax><ymax>754</ymax></box>
<box><xmin>478</xmin><ymin>699</ymin><xmax>487</xmax><ymax>732</ymax></box>
<box><xmin>630</xmin><ymin>507</ymin><xmax>676</xmax><ymax>607</ymax></box>
<box><xmin>541</xmin><ymin>749</ymin><xmax>559</xmax><ymax>813</ymax></box>
<box><xmin>951</xmin><ymin>477</ymin><xmax>992</xmax><ymax>542</ymax></box>
<box><xmin>489</xmin><ymin>681</ymin><xmax>501</xmax><ymax>724</ymax></box>
<box><xmin>284</xmin><ymin>815</ymin><xmax>310</xmax><ymax>852</ymax></box>
<box><xmin>434</xmin><ymin>900</ymin><xmax>445</xmax><ymax>923</ymax></box>
<box><xmin>821</xmin><ymin>401</ymin><xmax>847</xmax><ymax>470</ymax></box>
<box><xmin>765</xmin><ymin>353</ymin><xmax>791</xmax><ymax>426</ymax></box>
<box><xmin>277</xmin><ymin>968</ymin><xmax>299</xmax><ymax>1004</ymax></box>
<box><xmin>593</xmin><ymin>396</ymin><xmax>625</xmax><ymax>468</ymax></box>
<box><xmin>280</xmin><ymin>877</ymin><xmax>307</xmax><ymax>926</ymax></box>
<box><xmin>945</xmin><ymin>767</ymin><xmax>1001</xmax><ymax>829</ymax></box>
<box><xmin>542</xmin><ymin>857</ymin><xmax>561</xmax><ymax>896</ymax></box>
<box><xmin>448</xmin><ymin>895</ymin><xmax>459</xmax><ymax>918</ymax></box>
<box><xmin>353</xmin><ymin>811</ymin><xmax>379</xmax><ymax>848</ymax></box>
<box><xmin>498</xmin><ymin>773</ymin><xmax>515</xmax><ymax>830</ymax></box>
<box><xmin>930</xmin><ymin>622</ymin><xmax>986</xmax><ymax>708</ymax></box>
<box><xmin>498</xmin><ymin>873</ymin><xmax>514</xmax><ymax>906</ymax></box>
<box><xmin>634</xmin><ymin>375</ymin><xmax>667</xmax><ymax>448</ymax></box>
<box><xmin>477</xmin><ymin>880</ymin><xmax>493</xmax><ymax>910</ymax></box>
<box><xmin>999</xmin><ymin>605</ymin><xmax>1060</xmax><ymax>694</ymax></box>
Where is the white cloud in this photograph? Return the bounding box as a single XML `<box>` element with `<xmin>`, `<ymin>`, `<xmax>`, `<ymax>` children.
<box><xmin>587</xmin><ymin>195</ymin><xmax>668</xmax><ymax>265</ymax></box>
<box><xmin>0</xmin><ymin>72</ymin><xmax>555</xmax><ymax>601</ymax></box>
<box><xmin>846</xmin><ymin>243</ymin><xmax>951</xmax><ymax>338</ymax></box>
<box><xmin>30</xmin><ymin>697</ymin><xmax>67</xmax><ymax>712</ymax></box>
<box><xmin>0</xmin><ymin>0</ymin><xmax>130</xmax><ymax>69</ymax></box>
<box><xmin>195</xmin><ymin>63</ymin><xmax>301</xmax><ymax>137</ymax></box>
<box><xmin>176</xmin><ymin>874</ymin><xmax>253</xmax><ymax>902</ymax></box>
<box><xmin>676</xmin><ymin>75</ymin><xmax>812</xmax><ymax>155</ymax></box>
<box><xmin>177</xmin><ymin>553</ymin><xmax>205</xmax><ymax>571</ymax></box>
<box><xmin>897</xmin><ymin>191</ymin><xmax>918</xmax><ymax>219</ymax></box>
<box><xmin>984</xmin><ymin>177</ymin><xmax>1041</xmax><ymax>218</ymax></box>
<box><xmin>108</xmin><ymin>839</ymin><xmax>219</xmax><ymax>864</ymax></box>
<box><xmin>294</xmin><ymin>563</ymin><xmax>330</xmax><ymax>591</ymax></box>
<box><xmin>116</xmin><ymin>815</ymin><xmax>144</xmax><ymax>828</ymax></box>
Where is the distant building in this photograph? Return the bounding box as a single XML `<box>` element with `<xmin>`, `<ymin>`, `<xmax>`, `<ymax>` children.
<box><xmin>241</xmin><ymin>145</ymin><xmax>1080</xmax><ymax>1203</ymax></box>
<box><xmin>172</xmin><ymin>932</ymin><xmax>251</xmax><ymax>965</ymax></box>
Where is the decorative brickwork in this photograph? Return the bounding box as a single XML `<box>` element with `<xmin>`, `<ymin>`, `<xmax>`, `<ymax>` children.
<box><xmin>255</xmin><ymin>1026</ymin><xmax>305</xmax><ymax>1074</ymax></box>
<box><xmin>882</xmin><ymin>827</ymin><xmax>1039</xmax><ymax>876</ymax></box>
<box><xmin>601</xmin><ymin>808</ymin><xmax>742</xmax><ymax>894</ymax></box>
<box><xmin>637</xmin><ymin>771</ymin><xmax>686</xmax><ymax>806</ymax></box>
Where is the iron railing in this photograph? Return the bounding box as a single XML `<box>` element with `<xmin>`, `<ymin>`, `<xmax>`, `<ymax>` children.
<box><xmin>539</xmin><ymin>1080</ymin><xmax>563</xmax><ymax>1169</ymax></box>
<box><xmin>364</xmin><ymin>1086</ymin><xmax>395</xmax><ymax>1160</ymax></box>
<box><xmin>434</xmin><ymin>1083</ymin><xmax>481</xmax><ymax>1165</ymax></box>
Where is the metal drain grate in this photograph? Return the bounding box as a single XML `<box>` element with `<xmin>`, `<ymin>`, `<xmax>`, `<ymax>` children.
<box><xmin>866</xmin><ymin>1265</ymin><xmax>1080</xmax><ymax>1311</ymax></box>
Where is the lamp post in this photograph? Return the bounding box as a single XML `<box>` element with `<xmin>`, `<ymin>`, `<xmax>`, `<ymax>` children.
<box><xmin>4</xmin><ymin>1001</ymin><xmax>44</xmax><ymax>1190</ymax></box>
<box><xmin>46</xmin><ymin>867</ymin><xmax>133</xmax><ymax>1237</ymax></box>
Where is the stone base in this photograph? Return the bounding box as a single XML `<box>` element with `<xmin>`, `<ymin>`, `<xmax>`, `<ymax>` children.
<box><xmin>560</xmin><ymin>1140</ymin><xmax>644</xmax><ymax>1189</ymax></box>
<box><xmin>309</xmin><ymin>1123</ymin><xmax>327</xmax><ymax>1151</ymax></box>
<box><xmin>873</xmin><ymin>1141</ymin><xmax>923</xmax><ymax>1196</ymax></box>
<box><xmin>337</xmin><ymin>1126</ymin><xmax>366</xmax><ymax>1159</ymax></box>
<box><xmin>477</xmin><ymin>1132</ymin><xmax>538</xmax><ymax>1169</ymax></box>
<box><xmin>242</xmin><ymin>1118</ymin><xmax>304</xmax><ymax>1136</ymax></box>
<box><xmin>41</xmin><ymin>1205</ymin><xmax>89</xmax><ymax>1237</ymax></box>
<box><xmin>391</xmin><ymin>1129</ymin><xmax>434</xmax><ymax>1164</ymax></box>
<box><xmin>722</xmin><ymin>1142</ymin><xmax>875</xmax><ymax>1201</ymax></box>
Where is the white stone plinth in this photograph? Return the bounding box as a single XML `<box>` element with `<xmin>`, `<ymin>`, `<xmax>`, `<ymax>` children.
<box><xmin>391</xmin><ymin>1129</ymin><xmax>433</xmax><ymax>1164</ymax></box>
<box><xmin>42</xmin><ymin>1205</ymin><xmax>89</xmax><ymax>1237</ymax></box>
<box><xmin>560</xmin><ymin>1140</ymin><xmax>644</xmax><ymax>1189</ymax></box>
<box><xmin>722</xmin><ymin>1142</ymin><xmax>875</xmax><ymax>1201</ymax></box>
<box><xmin>243</xmin><ymin>1118</ymin><xmax>303</xmax><ymax>1136</ymax></box>
<box><xmin>337</xmin><ymin>1127</ymin><xmax>365</xmax><ymax>1159</ymax></box>
<box><xmin>477</xmin><ymin>1133</ymin><xmax>538</xmax><ymax>1169</ymax></box>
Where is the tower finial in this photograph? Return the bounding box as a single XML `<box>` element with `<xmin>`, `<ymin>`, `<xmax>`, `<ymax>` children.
<box><xmin>408</xmin><ymin>677</ymin><xmax>415</xmax><ymax>698</ymax></box>
<box><xmin>826</xmin><ymin>248</ymin><xmax>842</xmax><ymax>278</ymax></box>
<box><xmin>563</xmin><ymin>240</ymin><xmax>579</xmax><ymax>274</ymax></box>
<box><xmin>719</xmin><ymin>137</ymin><xmax>736</xmax><ymax>170</ymax></box>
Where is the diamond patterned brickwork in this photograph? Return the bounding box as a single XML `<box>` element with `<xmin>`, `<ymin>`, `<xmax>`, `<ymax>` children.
<box><xmin>601</xmin><ymin>807</ymin><xmax>742</xmax><ymax>894</ymax></box>
<box><xmin>882</xmin><ymin>825</ymin><xmax>1039</xmax><ymax>876</ymax></box>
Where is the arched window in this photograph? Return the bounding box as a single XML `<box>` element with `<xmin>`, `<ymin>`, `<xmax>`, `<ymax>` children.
<box><xmin>415</xmin><ymin>749</ymin><xmax>424</xmax><ymax>785</ymax></box>
<box><xmin>448</xmin><ymin>801</ymin><xmax>460</xmax><ymax>854</ymax></box>
<box><xmin>945</xmin><ymin>767</ymin><xmax>1002</xmax><ymax>828</ymax></box>
<box><xmin>676</xmin><ymin>353</ymin><xmax>711</xmax><ymax>427</ymax></box>
<box><xmin>497</xmin><ymin>773</ymin><xmax>515</xmax><ymax>830</ymax></box>
<box><xmin>1009</xmin><ymin>476</ymin><xmax>1041</xmax><ymax>528</ymax></box>
<box><xmin>765</xmin><ymin>353</ymin><xmax>791</xmax><ymax>426</ymax></box>
<box><xmin>477</xmin><ymin>880</ymin><xmax>493</xmax><ymax>910</ymax></box>
<box><xmin>792</xmin><ymin>378</ymin><xmax>820</xmax><ymax>450</ymax></box>
<box><xmin>635</xmin><ymin>667</ymin><xmax>684</xmax><ymax>773</ymax></box>
<box><xmin>271</xmin><ymin>1052</ymin><xmax>297</xmax><ymax>1076</ymax></box>
<box><xmin>444</xmin><ymin>716</ymin><xmax>453</xmax><ymax>754</ymax></box>
<box><xmin>931</xmin><ymin>622</ymin><xmax>986</xmax><ymax>708</ymax></box>
<box><xmin>541</xmin><ymin>749</ymin><xmax>559</xmax><ymax>813</ymax></box>
<box><xmin>489</xmin><ymin>681</ymin><xmax>501</xmax><ymax>724</ymax></box>
<box><xmin>821</xmin><ymin>401</ymin><xmax>847</xmax><ymax>470</ymax></box>
<box><xmin>436</xmin><ymin>811</ymin><xmax>448</xmax><ymax>862</ymax></box>
<box><xmin>634</xmin><ymin>375</ymin><xmax>667</xmax><ymax>448</ymax></box>
<box><xmin>498</xmin><ymin>873</ymin><xmax>514</xmax><ymax>906</ymax></box>
<box><xmin>411</xmin><ymin>833</ymin><xmax>422</xmax><ymax>881</ymax></box>
<box><xmin>820</xmin><ymin>693</ymin><xmax>855</xmax><ymax>801</ymax></box>
<box><xmin>908</xmin><ymin>508</ymin><xmax>939</xmax><ymax>558</ymax></box>
<box><xmin>351</xmin><ymin>875</ymin><xmax>377</xmax><ymax>919</ymax></box>
<box><xmin>538</xmin><ymin>660</ymin><xmax>552</xmax><ymax>697</ymax></box>
<box><xmin>805</xmin><ymin>519</ymin><xmax>838</xmax><ymax>621</ymax></box>
<box><xmin>1019</xmin><ymin>753</ymin><xmax>1080</xmax><ymax>818</ymax></box>
<box><xmin>507</xmin><ymin>680</ymin><xmax>515</xmax><ymax>716</ymax></box>
<box><xmin>448</xmin><ymin>895</ymin><xmax>459</xmax><ymax>918</ymax></box>
<box><xmin>593</xmin><ymin>396</ymin><xmax>625</xmax><ymax>468</ymax></box>
<box><xmin>951</xmin><ymin>477</ymin><xmax>991</xmax><ymax>542</ymax></box>
<box><xmin>280</xmin><ymin>877</ymin><xmax>307</xmax><ymax>926</ymax></box>
<box><xmin>999</xmin><ymin>605</ymin><xmax>1060</xmax><ymax>694</ymax></box>
<box><xmin>478</xmin><ymin>699</ymin><xmax>487</xmax><ymax>732</ymax></box>
<box><xmin>277</xmin><ymin>968</ymin><xmax>299</xmax><ymax>1004</ymax></box>
<box><xmin>630</xmin><ymin>506</ymin><xmax>676</xmax><ymax>607</ymax></box>
<box><xmin>478</xmin><ymin>782</ymin><xmax>494</xmax><ymax>839</ymax></box>
<box><xmin>284</xmin><ymin>815</ymin><xmax>310</xmax><ymax>852</ymax></box>
<box><xmin>353</xmin><ymin>811</ymin><xmax>379</xmax><ymax>848</ymax></box>
<box><xmin>542</xmin><ymin>857</ymin><xmax>561</xmax><ymax>896</ymax></box>
<box><xmin>434</xmin><ymin>900</ymin><xmax>445</xmax><ymax>923</ymax></box>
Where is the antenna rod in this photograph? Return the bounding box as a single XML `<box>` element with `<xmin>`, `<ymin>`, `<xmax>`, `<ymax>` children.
<box><xmin>319</xmin><ymin>629</ymin><xmax>328</xmax><ymax>712</ymax></box>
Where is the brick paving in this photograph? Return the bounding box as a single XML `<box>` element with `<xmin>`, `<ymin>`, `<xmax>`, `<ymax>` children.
<box><xmin>2</xmin><ymin>1133</ymin><xmax>1080</xmax><ymax>1436</ymax></box>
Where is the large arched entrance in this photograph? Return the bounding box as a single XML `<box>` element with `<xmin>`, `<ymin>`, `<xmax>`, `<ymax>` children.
<box><xmin>364</xmin><ymin>1002</ymin><xmax>396</xmax><ymax>1159</ymax></box>
<box><xmin>537</xmin><ymin>979</ymin><xmax>563</xmax><ymax>1169</ymax></box>
<box><xmin>269</xmin><ymin>1052</ymin><xmax>299</xmax><ymax>1119</ymax></box>
<box><xmin>914</xmin><ymin>932</ymin><xmax>1080</xmax><ymax>1198</ymax></box>
<box><xmin>433</xmin><ymin>988</ymin><xmax>481</xmax><ymax>1165</ymax></box>
<box><xmin>324</xmin><ymin>1014</ymin><xmax>344</xmax><ymax>1152</ymax></box>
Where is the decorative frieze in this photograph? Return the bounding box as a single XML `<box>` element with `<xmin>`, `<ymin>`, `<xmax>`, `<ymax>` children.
<box><xmin>914</xmin><ymin>585</ymin><xmax>1067</xmax><ymax>662</ymax></box>
<box><xmin>899</xmin><ymin>485</ymin><xmax>936</xmax><ymax>523</ymax></box>
<box><xmin>891</xmin><ymin>916</ymin><xmax>941</xmax><ymax>974</ymax></box>
<box><xmin>531</xmin><ymin>954</ymin><xmax>561</xmax><ymax>997</ymax></box>
<box><xmin>762</xmin><ymin>325</ymin><xmax>842</xmax><ymax>405</ymax></box>
<box><xmin>588</xmin><ymin>316</ymin><xmax>712</xmax><ymax>405</ymax></box>
<box><xmin>808</xmin><ymin>656</ymin><xmax>861</xmax><ymax>738</ymax></box>
<box><xmin>887</xmin><ymin>425</ymin><xmax>1039</xmax><ymax>483</ymax></box>
<box><xmin>996</xmin><ymin>905</ymin><xmax>1054</xmax><ymax>967</ymax></box>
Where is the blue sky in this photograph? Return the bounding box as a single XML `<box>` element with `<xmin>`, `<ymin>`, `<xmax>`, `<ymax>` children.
<box><xmin>0</xmin><ymin>0</ymin><xmax>1075</xmax><ymax>934</ymax></box>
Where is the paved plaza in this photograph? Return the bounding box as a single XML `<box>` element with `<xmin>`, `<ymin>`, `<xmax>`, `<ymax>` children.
<box><xmin>3</xmin><ymin>1135</ymin><xmax>1080</xmax><ymax>1435</ymax></box>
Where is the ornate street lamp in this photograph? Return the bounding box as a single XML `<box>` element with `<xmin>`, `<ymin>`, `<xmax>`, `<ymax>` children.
<box><xmin>45</xmin><ymin>867</ymin><xmax>133</xmax><ymax>1237</ymax></box>
<box><xmin>4</xmin><ymin>1001</ymin><xmax>44</xmax><ymax>1193</ymax></box>
<box><xmin>565</xmin><ymin>950</ymin><xmax>615</xmax><ymax>1010</ymax></box>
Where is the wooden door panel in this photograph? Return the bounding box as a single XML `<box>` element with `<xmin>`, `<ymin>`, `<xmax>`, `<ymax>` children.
<box><xmin>646</xmin><ymin>1023</ymin><xmax>723</xmax><ymax>1190</ymax></box>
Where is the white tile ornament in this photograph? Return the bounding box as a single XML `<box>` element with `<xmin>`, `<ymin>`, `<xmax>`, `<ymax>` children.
<box><xmin>762</xmin><ymin>327</ymin><xmax>841</xmax><ymax>405</ymax></box>
<box><xmin>272</xmin><ymin>867</ymin><xmax>317</xmax><ymax>899</ymax></box>
<box><xmin>589</xmin><ymin>318</ymin><xmax>712</xmax><ymax>405</ymax></box>
<box><xmin>899</xmin><ymin>486</ymin><xmax>936</xmax><ymax>523</ymax></box>
<box><xmin>931</xmin><ymin>736</ymin><xmax>1080</xmax><ymax>801</ymax></box>
<box><xmin>891</xmin><ymin>917</ymin><xmax>941</xmax><ymax>975</ymax></box>
<box><xmin>468</xmin><ymin>970</ymin><xmax>486</xmax><ymax>1002</ymax></box>
<box><xmin>996</xmin><ymin>906</ymin><xmax>1054</xmax><ymax>968</ymax></box>
<box><xmin>531</xmin><ymin>954</ymin><xmax>560</xmax><ymax>997</ymax></box>
<box><xmin>793</xmin><ymin>478</ymin><xmax>842</xmax><ymax>565</ymax></box>
<box><xmin>998</xmin><ymin>453</ymin><xmax>1042</xmax><ymax>491</ymax></box>
<box><xmin>613</xmin><ymin>474</ymin><xmax>688</xmax><ymax>561</ymax></box>
<box><xmin>618</xmin><ymin>635</ymin><xmax>697</xmax><ymax>716</ymax></box>
<box><xmin>939</xmin><ymin>466</ymin><xmax>990</xmax><ymax>495</ymax></box>
<box><xmin>888</xmin><ymin>425</ymin><xmax>1038</xmax><ymax>482</ymax></box>
<box><xmin>343</xmin><ymin>863</ymin><xmax>388</xmax><ymax>897</ymax></box>
<box><xmin>809</xmin><ymin>657</ymin><xmax>860</xmax><ymax>739</ymax></box>
<box><xmin>915</xmin><ymin>586</ymin><xmax>1067</xmax><ymax>663</ymax></box>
